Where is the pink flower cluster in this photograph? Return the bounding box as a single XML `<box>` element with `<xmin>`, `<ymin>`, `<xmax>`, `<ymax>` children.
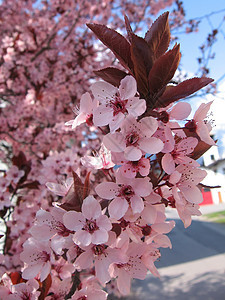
<box><xmin>14</xmin><ymin>74</ymin><xmax>213</xmax><ymax>298</ymax></box>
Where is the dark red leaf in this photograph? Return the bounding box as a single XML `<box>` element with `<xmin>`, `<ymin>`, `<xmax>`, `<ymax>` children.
<box><xmin>94</xmin><ymin>67</ymin><xmax>128</xmax><ymax>87</ymax></box>
<box><xmin>130</xmin><ymin>33</ymin><xmax>153</xmax><ymax>96</ymax></box>
<box><xmin>156</xmin><ymin>77</ymin><xmax>214</xmax><ymax>107</ymax></box>
<box><xmin>19</xmin><ymin>180</ymin><xmax>40</xmax><ymax>189</ymax></box>
<box><xmin>83</xmin><ymin>171</ymin><xmax>91</xmax><ymax>200</ymax></box>
<box><xmin>12</xmin><ymin>151</ymin><xmax>27</xmax><ymax>169</ymax></box>
<box><xmin>148</xmin><ymin>44</ymin><xmax>181</xmax><ymax>97</ymax></box>
<box><xmin>184</xmin><ymin>128</ymin><xmax>215</xmax><ymax>160</ymax></box>
<box><xmin>39</xmin><ymin>274</ymin><xmax>52</xmax><ymax>300</ymax></box>
<box><xmin>87</xmin><ymin>23</ymin><xmax>133</xmax><ymax>72</ymax></box>
<box><xmin>124</xmin><ymin>14</ymin><xmax>133</xmax><ymax>43</ymax></box>
<box><xmin>12</xmin><ymin>151</ymin><xmax>31</xmax><ymax>183</ymax></box>
<box><xmin>60</xmin><ymin>171</ymin><xmax>91</xmax><ymax>212</ymax></box>
<box><xmin>145</xmin><ymin>11</ymin><xmax>170</xmax><ymax>59</ymax></box>
<box><xmin>10</xmin><ymin>272</ymin><xmax>23</xmax><ymax>285</ymax></box>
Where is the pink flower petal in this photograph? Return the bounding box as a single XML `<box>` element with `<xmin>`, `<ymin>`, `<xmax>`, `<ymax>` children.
<box><xmin>124</xmin><ymin>146</ymin><xmax>142</xmax><ymax>161</ymax></box>
<box><xmin>22</xmin><ymin>264</ymin><xmax>42</xmax><ymax>280</ymax></box>
<box><xmin>72</xmin><ymin>113</ymin><xmax>87</xmax><ymax>129</ymax></box>
<box><xmin>130</xmin><ymin>195</ymin><xmax>144</xmax><ymax>214</ymax></box>
<box><xmin>75</xmin><ymin>250</ymin><xmax>93</xmax><ymax>270</ymax></box>
<box><xmin>96</xmin><ymin>215</ymin><xmax>112</xmax><ymax>231</ymax></box>
<box><xmin>162</xmin><ymin>153</ymin><xmax>175</xmax><ymax>174</ymax></box>
<box><xmin>116</xmin><ymin>268</ymin><xmax>131</xmax><ymax>295</ymax></box>
<box><xmin>40</xmin><ymin>261</ymin><xmax>51</xmax><ymax>282</ymax></box>
<box><xmin>139</xmin><ymin>137</ymin><xmax>163</xmax><ymax>154</ymax></box>
<box><xmin>119</xmin><ymin>75</ymin><xmax>137</xmax><ymax>99</ymax></box>
<box><xmin>80</xmin><ymin>92</ymin><xmax>93</xmax><ymax>113</ymax></box>
<box><xmin>142</xmin><ymin>204</ymin><xmax>157</xmax><ymax>224</ymax></box>
<box><xmin>151</xmin><ymin>221</ymin><xmax>175</xmax><ymax>234</ymax></box>
<box><xmin>63</xmin><ymin>211</ymin><xmax>84</xmax><ymax>231</ymax></box>
<box><xmin>93</xmin><ymin>105</ymin><xmax>113</xmax><ymax>126</ymax></box>
<box><xmin>95</xmin><ymin>256</ymin><xmax>111</xmax><ymax>284</ymax></box>
<box><xmin>170</xmin><ymin>102</ymin><xmax>191</xmax><ymax>120</ymax></box>
<box><xmin>180</xmin><ymin>185</ymin><xmax>203</xmax><ymax>204</ymax></box>
<box><xmin>46</xmin><ymin>182</ymin><xmax>68</xmax><ymax>196</ymax></box>
<box><xmin>196</xmin><ymin>121</ymin><xmax>216</xmax><ymax>145</ymax></box>
<box><xmin>73</xmin><ymin>230</ymin><xmax>92</xmax><ymax>246</ymax></box>
<box><xmin>91</xmin><ymin>229</ymin><xmax>109</xmax><ymax>245</ymax></box>
<box><xmin>91</xmin><ymin>81</ymin><xmax>117</xmax><ymax>102</ymax></box>
<box><xmin>131</xmin><ymin>178</ymin><xmax>152</xmax><ymax>197</ymax></box>
<box><xmin>103</xmin><ymin>132</ymin><xmax>125</xmax><ymax>152</ymax></box>
<box><xmin>139</xmin><ymin>117</ymin><xmax>158</xmax><ymax>137</ymax></box>
<box><xmin>95</xmin><ymin>182</ymin><xmax>119</xmax><ymax>199</ymax></box>
<box><xmin>109</xmin><ymin>112</ymin><xmax>125</xmax><ymax>132</ymax></box>
<box><xmin>108</xmin><ymin>197</ymin><xmax>129</xmax><ymax>220</ymax></box>
<box><xmin>82</xmin><ymin>196</ymin><xmax>101</xmax><ymax>220</ymax></box>
<box><xmin>193</xmin><ymin>101</ymin><xmax>213</xmax><ymax>121</ymax></box>
<box><xmin>126</xmin><ymin>98</ymin><xmax>146</xmax><ymax>117</ymax></box>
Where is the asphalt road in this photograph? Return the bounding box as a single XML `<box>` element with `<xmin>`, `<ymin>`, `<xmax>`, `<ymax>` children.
<box><xmin>109</xmin><ymin>205</ymin><xmax>225</xmax><ymax>300</ymax></box>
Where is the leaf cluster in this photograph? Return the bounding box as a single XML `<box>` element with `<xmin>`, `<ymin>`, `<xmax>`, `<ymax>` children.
<box><xmin>87</xmin><ymin>12</ymin><xmax>213</xmax><ymax>111</ymax></box>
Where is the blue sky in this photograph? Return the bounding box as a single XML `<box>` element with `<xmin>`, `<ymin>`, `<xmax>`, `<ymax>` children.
<box><xmin>172</xmin><ymin>0</ymin><xmax>225</xmax><ymax>155</ymax></box>
<box><xmin>173</xmin><ymin>0</ymin><xmax>225</xmax><ymax>83</ymax></box>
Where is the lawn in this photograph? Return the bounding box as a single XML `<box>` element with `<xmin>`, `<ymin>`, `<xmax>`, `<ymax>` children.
<box><xmin>205</xmin><ymin>210</ymin><xmax>225</xmax><ymax>224</ymax></box>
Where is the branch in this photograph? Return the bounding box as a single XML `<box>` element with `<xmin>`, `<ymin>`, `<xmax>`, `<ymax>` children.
<box><xmin>65</xmin><ymin>271</ymin><xmax>81</xmax><ymax>299</ymax></box>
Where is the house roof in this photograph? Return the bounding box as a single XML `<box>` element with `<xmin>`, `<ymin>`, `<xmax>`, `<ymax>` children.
<box><xmin>205</xmin><ymin>158</ymin><xmax>225</xmax><ymax>169</ymax></box>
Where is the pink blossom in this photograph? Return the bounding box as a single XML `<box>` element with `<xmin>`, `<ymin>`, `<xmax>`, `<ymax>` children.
<box><xmin>162</xmin><ymin>137</ymin><xmax>199</xmax><ymax>174</ymax></box>
<box><xmin>65</xmin><ymin>92</ymin><xmax>97</xmax><ymax>129</ymax></box>
<box><xmin>29</xmin><ymin>206</ymin><xmax>73</xmax><ymax>255</ymax></box>
<box><xmin>46</xmin><ymin>278</ymin><xmax>72</xmax><ymax>300</ymax></box>
<box><xmin>112</xmin><ymin>152</ymin><xmax>150</xmax><ymax>178</ymax></box>
<box><xmin>157</xmin><ymin>102</ymin><xmax>192</xmax><ymax>123</ymax></box>
<box><xmin>63</xmin><ymin>195</ymin><xmax>112</xmax><ymax>246</ymax></box>
<box><xmin>185</xmin><ymin>101</ymin><xmax>215</xmax><ymax>145</ymax></box>
<box><xmin>81</xmin><ymin>144</ymin><xmax>115</xmax><ymax>169</ymax></box>
<box><xmin>46</xmin><ymin>177</ymin><xmax>73</xmax><ymax>196</ymax></box>
<box><xmin>169</xmin><ymin>165</ymin><xmax>207</xmax><ymax>204</ymax></box>
<box><xmin>52</xmin><ymin>257</ymin><xmax>75</xmax><ymax>280</ymax></box>
<box><xmin>75</xmin><ymin>241</ymin><xmax>127</xmax><ymax>285</ymax></box>
<box><xmin>7</xmin><ymin>279</ymin><xmax>40</xmax><ymax>300</ymax></box>
<box><xmin>174</xmin><ymin>192</ymin><xmax>202</xmax><ymax>228</ymax></box>
<box><xmin>6</xmin><ymin>165</ymin><xmax>25</xmax><ymax>184</ymax></box>
<box><xmin>109</xmin><ymin>242</ymin><xmax>147</xmax><ymax>295</ymax></box>
<box><xmin>20</xmin><ymin>238</ymin><xmax>54</xmax><ymax>282</ymax></box>
<box><xmin>103</xmin><ymin>115</ymin><xmax>163</xmax><ymax>161</ymax></box>
<box><xmin>96</xmin><ymin>175</ymin><xmax>152</xmax><ymax>219</ymax></box>
<box><xmin>72</xmin><ymin>285</ymin><xmax>108</xmax><ymax>300</ymax></box>
<box><xmin>91</xmin><ymin>76</ymin><xmax>146</xmax><ymax>132</ymax></box>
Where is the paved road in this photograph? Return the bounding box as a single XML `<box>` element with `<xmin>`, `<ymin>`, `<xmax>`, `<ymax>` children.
<box><xmin>109</xmin><ymin>204</ymin><xmax>225</xmax><ymax>300</ymax></box>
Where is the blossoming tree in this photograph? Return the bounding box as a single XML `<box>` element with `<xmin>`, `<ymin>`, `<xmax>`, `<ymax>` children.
<box><xmin>0</xmin><ymin>1</ymin><xmax>217</xmax><ymax>299</ymax></box>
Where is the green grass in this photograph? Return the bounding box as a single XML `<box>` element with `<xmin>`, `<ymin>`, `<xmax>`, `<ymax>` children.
<box><xmin>205</xmin><ymin>210</ymin><xmax>225</xmax><ymax>224</ymax></box>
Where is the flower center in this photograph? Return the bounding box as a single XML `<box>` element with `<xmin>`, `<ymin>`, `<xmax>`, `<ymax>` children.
<box><xmin>185</xmin><ymin>120</ymin><xmax>197</xmax><ymax>132</ymax></box>
<box><xmin>158</xmin><ymin>111</ymin><xmax>169</xmax><ymax>123</ymax></box>
<box><xmin>142</xmin><ymin>225</ymin><xmax>152</xmax><ymax>236</ymax></box>
<box><xmin>86</xmin><ymin>114</ymin><xmax>93</xmax><ymax>126</ymax></box>
<box><xmin>110</xmin><ymin>97</ymin><xmax>127</xmax><ymax>116</ymax></box>
<box><xmin>126</xmin><ymin>132</ymin><xmax>139</xmax><ymax>146</ymax></box>
<box><xmin>119</xmin><ymin>185</ymin><xmax>134</xmax><ymax>200</ymax></box>
<box><xmin>92</xmin><ymin>244</ymin><xmax>106</xmax><ymax>256</ymax></box>
<box><xmin>84</xmin><ymin>219</ymin><xmax>98</xmax><ymax>233</ymax></box>
<box><xmin>54</xmin><ymin>221</ymin><xmax>73</xmax><ymax>237</ymax></box>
